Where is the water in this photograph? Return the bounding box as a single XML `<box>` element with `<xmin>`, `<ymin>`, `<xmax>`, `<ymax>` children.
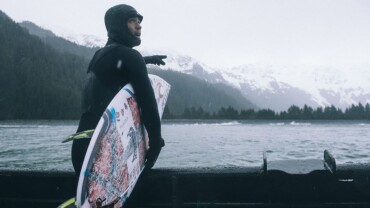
<box><xmin>0</xmin><ymin>120</ymin><xmax>369</xmax><ymax>171</ymax></box>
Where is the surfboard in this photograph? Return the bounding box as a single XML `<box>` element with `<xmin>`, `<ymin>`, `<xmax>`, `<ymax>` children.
<box><xmin>74</xmin><ymin>74</ymin><xmax>170</xmax><ymax>208</ymax></box>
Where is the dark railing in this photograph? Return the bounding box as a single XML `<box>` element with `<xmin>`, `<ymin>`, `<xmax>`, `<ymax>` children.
<box><xmin>1</xmin><ymin>162</ymin><xmax>370</xmax><ymax>208</ymax></box>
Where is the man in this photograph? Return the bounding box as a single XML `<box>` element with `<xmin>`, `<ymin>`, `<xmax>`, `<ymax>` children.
<box><xmin>72</xmin><ymin>4</ymin><xmax>166</xmax><ymax>176</ymax></box>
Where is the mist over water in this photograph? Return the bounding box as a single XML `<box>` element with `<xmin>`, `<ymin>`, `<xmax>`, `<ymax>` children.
<box><xmin>0</xmin><ymin>120</ymin><xmax>369</xmax><ymax>171</ymax></box>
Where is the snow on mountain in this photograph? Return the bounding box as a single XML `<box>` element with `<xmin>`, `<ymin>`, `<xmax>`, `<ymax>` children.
<box><xmin>140</xmin><ymin>49</ymin><xmax>214</xmax><ymax>73</ymax></box>
<box><xmin>61</xmin><ymin>33</ymin><xmax>106</xmax><ymax>48</ymax></box>
<box><xmin>49</xmin><ymin>27</ymin><xmax>106</xmax><ymax>48</ymax></box>
<box><xmin>145</xmin><ymin>51</ymin><xmax>370</xmax><ymax>111</ymax></box>
<box><xmin>57</xmin><ymin>32</ymin><xmax>370</xmax><ymax>111</ymax></box>
<box><xmin>222</xmin><ymin>64</ymin><xmax>370</xmax><ymax>110</ymax></box>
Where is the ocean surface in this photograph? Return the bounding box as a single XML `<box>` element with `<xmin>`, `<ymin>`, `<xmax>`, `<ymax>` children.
<box><xmin>0</xmin><ymin>120</ymin><xmax>369</xmax><ymax>171</ymax></box>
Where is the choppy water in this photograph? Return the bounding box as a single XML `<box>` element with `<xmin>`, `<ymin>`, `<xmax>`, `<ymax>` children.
<box><xmin>0</xmin><ymin>120</ymin><xmax>369</xmax><ymax>171</ymax></box>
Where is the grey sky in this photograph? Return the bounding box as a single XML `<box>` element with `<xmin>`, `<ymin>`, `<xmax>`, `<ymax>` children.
<box><xmin>1</xmin><ymin>0</ymin><xmax>370</xmax><ymax>67</ymax></box>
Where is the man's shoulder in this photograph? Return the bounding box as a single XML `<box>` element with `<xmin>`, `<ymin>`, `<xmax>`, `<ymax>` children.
<box><xmin>110</xmin><ymin>45</ymin><xmax>142</xmax><ymax>58</ymax></box>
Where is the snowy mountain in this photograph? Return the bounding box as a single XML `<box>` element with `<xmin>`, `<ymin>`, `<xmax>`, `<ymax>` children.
<box><xmin>145</xmin><ymin>50</ymin><xmax>370</xmax><ymax>111</ymax></box>
<box><xmin>222</xmin><ymin>64</ymin><xmax>370</xmax><ymax>111</ymax></box>
<box><xmin>19</xmin><ymin>21</ymin><xmax>98</xmax><ymax>60</ymax></box>
<box><xmin>56</xmin><ymin>33</ymin><xmax>370</xmax><ymax>112</ymax></box>
<box><xmin>47</xmin><ymin>26</ymin><xmax>106</xmax><ymax>48</ymax></box>
<box><xmin>16</xmin><ymin>22</ymin><xmax>255</xmax><ymax>114</ymax></box>
<box><xmin>63</xmin><ymin>33</ymin><xmax>105</xmax><ymax>48</ymax></box>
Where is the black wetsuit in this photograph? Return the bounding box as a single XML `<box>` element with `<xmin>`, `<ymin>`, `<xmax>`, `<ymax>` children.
<box><xmin>72</xmin><ymin>5</ymin><xmax>162</xmax><ymax>176</ymax></box>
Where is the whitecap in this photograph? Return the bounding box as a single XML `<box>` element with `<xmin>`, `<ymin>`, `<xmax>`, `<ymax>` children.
<box><xmin>188</xmin><ymin>121</ymin><xmax>241</xmax><ymax>126</ymax></box>
<box><xmin>269</xmin><ymin>122</ymin><xmax>285</xmax><ymax>126</ymax></box>
<box><xmin>209</xmin><ymin>121</ymin><xmax>241</xmax><ymax>126</ymax></box>
<box><xmin>289</xmin><ymin>121</ymin><xmax>311</xmax><ymax>126</ymax></box>
<box><xmin>358</xmin><ymin>123</ymin><xmax>370</xmax><ymax>127</ymax></box>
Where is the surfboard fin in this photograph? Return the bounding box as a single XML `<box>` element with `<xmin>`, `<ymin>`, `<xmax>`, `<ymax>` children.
<box><xmin>324</xmin><ymin>149</ymin><xmax>336</xmax><ymax>173</ymax></box>
<box><xmin>62</xmin><ymin>129</ymin><xmax>95</xmax><ymax>143</ymax></box>
<box><xmin>57</xmin><ymin>197</ymin><xmax>76</xmax><ymax>208</ymax></box>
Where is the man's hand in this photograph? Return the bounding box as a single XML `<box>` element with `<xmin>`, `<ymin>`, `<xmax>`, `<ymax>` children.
<box><xmin>145</xmin><ymin>138</ymin><xmax>165</xmax><ymax>169</ymax></box>
<box><xmin>143</xmin><ymin>55</ymin><xmax>167</xmax><ymax>66</ymax></box>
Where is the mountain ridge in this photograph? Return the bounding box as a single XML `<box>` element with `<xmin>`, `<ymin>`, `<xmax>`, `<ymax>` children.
<box><xmin>145</xmin><ymin>49</ymin><xmax>370</xmax><ymax>111</ymax></box>
<box><xmin>19</xmin><ymin>21</ymin><xmax>99</xmax><ymax>61</ymax></box>
<box><xmin>11</xmin><ymin>17</ymin><xmax>256</xmax><ymax>118</ymax></box>
<box><xmin>19</xmin><ymin>18</ymin><xmax>370</xmax><ymax>112</ymax></box>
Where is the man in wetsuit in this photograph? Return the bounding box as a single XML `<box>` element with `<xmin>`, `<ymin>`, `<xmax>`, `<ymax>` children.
<box><xmin>72</xmin><ymin>4</ymin><xmax>166</xmax><ymax>176</ymax></box>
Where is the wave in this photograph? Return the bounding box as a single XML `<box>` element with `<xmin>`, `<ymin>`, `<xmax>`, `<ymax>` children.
<box><xmin>268</xmin><ymin>121</ymin><xmax>312</xmax><ymax>126</ymax></box>
<box><xmin>166</xmin><ymin>121</ymin><xmax>242</xmax><ymax>126</ymax></box>
<box><xmin>191</xmin><ymin>121</ymin><xmax>242</xmax><ymax>126</ymax></box>
<box><xmin>209</xmin><ymin>121</ymin><xmax>241</xmax><ymax>126</ymax></box>
<box><xmin>269</xmin><ymin>122</ymin><xmax>285</xmax><ymax>126</ymax></box>
<box><xmin>289</xmin><ymin>121</ymin><xmax>312</xmax><ymax>126</ymax></box>
<box><xmin>358</xmin><ymin>123</ymin><xmax>370</xmax><ymax>127</ymax></box>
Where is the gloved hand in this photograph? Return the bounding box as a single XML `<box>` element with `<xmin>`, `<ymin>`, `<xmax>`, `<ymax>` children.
<box><xmin>143</xmin><ymin>55</ymin><xmax>167</xmax><ymax>66</ymax></box>
<box><xmin>145</xmin><ymin>138</ymin><xmax>165</xmax><ymax>169</ymax></box>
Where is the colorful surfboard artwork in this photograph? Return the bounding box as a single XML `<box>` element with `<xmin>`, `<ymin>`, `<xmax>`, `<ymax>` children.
<box><xmin>76</xmin><ymin>74</ymin><xmax>170</xmax><ymax>208</ymax></box>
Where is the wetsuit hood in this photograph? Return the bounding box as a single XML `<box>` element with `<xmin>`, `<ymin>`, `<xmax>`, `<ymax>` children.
<box><xmin>104</xmin><ymin>4</ymin><xmax>143</xmax><ymax>48</ymax></box>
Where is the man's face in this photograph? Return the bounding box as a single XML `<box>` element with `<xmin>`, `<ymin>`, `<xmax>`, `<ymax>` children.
<box><xmin>127</xmin><ymin>17</ymin><xmax>142</xmax><ymax>39</ymax></box>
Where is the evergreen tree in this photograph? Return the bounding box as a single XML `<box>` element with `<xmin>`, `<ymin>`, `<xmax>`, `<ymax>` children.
<box><xmin>286</xmin><ymin>105</ymin><xmax>301</xmax><ymax>119</ymax></box>
<box><xmin>302</xmin><ymin>105</ymin><xmax>313</xmax><ymax>119</ymax></box>
<box><xmin>240</xmin><ymin>109</ymin><xmax>256</xmax><ymax>119</ymax></box>
<box><xmin>256</xmin><ymin>109</ymin><xmax>276</xmax><ymax>119</ymax></box>
<box><xmin>365</xmin><ymin>103</ymin><xmax>370</xmax><ymax>119</ymax></box>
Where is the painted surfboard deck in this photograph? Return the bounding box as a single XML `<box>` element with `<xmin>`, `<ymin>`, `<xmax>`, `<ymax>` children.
<box><xmin>75</xmin><ymin>74</ymin><xmax>170</xmax><ymax>208</ymax></box>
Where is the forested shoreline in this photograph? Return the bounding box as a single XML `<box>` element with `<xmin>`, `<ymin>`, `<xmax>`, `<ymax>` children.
<box><xmin>163</xmin><ymin>103</ymin><xmax>370</xmax><ymax>120</ymax></box>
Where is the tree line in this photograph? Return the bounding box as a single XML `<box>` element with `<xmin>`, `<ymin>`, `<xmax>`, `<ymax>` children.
<box><xmin>163</xmin><ymin>103</ymin><xmax>370</xmax><ymax>120</ymax></box>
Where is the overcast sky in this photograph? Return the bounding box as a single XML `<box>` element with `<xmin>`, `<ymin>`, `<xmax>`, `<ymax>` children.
<box><xmin>1</xmin><ymin>0</ymin><xmax>370</xmax><ymax>68</ymax></box>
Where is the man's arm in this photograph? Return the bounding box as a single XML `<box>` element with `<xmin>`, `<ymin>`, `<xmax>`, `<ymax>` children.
<box><xmin>143</xmin><ymin>55</ymin><xmax>167</xmax><ymax>66</ymax></box>
<box><xmin>123</xmin><ymin>49</ymin><xmax>164</xmax><ymax>168</ymax></box>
